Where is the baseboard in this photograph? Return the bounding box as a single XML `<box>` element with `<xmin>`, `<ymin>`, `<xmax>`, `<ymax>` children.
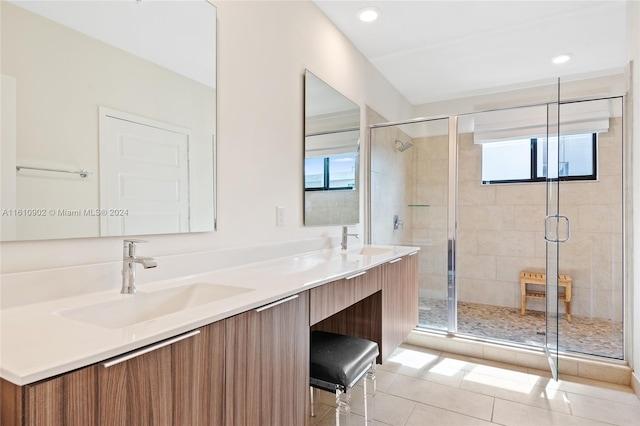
<box><xmin>632</xmin><ymin>370</ymin><xmax>640</xmax><ymax>398</ymax></box>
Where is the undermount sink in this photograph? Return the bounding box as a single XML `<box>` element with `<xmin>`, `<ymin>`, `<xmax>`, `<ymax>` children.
<box><xmin>56</xmin><ymin>283</ymin><xmax>254</xmax><ymax>329</ymax></box>
<box><xmin>349</xmin><ymin>246</ymin><xmax>395</xmax><ymax>256</ymax></box>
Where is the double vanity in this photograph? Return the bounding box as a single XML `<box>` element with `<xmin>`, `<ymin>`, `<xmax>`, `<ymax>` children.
<box><xmin>1</xmin><ymin>243</ymin><xmax>419</xmax><ymax>425</ymax></box>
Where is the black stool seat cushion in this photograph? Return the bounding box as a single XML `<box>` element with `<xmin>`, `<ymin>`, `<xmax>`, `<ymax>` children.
<box><xmin>310</xmin><ymin>331</ymin><xmax>379</xmax><ymax>392</ymax></box>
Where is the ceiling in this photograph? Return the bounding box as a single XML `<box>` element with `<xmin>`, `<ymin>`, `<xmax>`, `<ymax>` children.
<box><xmin>313</xmin><ymin>0</ymin><xmax>628</xmax><ymax>106</ymax></box>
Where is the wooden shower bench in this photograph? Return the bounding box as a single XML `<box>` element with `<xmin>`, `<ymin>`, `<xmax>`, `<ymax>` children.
<box><xmin>520</xmin><ymin>271</ymin><xmax>572</xmax><ymax>322</ymax></box>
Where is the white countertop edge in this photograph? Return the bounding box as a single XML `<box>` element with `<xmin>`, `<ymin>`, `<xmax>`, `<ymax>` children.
<box><xmin>0</xmin><ymin>244</ymin><xmax>420</xmax><ymax>386</ymax></box>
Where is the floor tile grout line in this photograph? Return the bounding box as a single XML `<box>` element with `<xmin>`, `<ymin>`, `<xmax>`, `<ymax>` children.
<box><xmin>492</xmin><ymin>395</ymin><xmax>572</xmax><ymax>419</ymax></box>
<box><xmin>383</xmin><ymin>380</ymin><xmax>496</xmax><ymax>423</ymax></box>
<box><xmin>562</xmin><ymin>388</ymin><xmax>640</xmax><ymax>408</ymax></box>
<box><xmin>408</xmin><ymin>399</ymin><xmax>497</xmax><ymax>424</ymax></box>
<box><xmin>492</xmin><ymin>396</ymin><xmax>626</xmax><ymax>426</ymax></box>
<box><xmin>490</xmin><ymin>397</ymin><xmax>497</xmax><ymax>425</ymax></box>
<box><xmin>401</xmin><ymin>401</ymin><xmax>418</xmax><ymax>426</ymax></box>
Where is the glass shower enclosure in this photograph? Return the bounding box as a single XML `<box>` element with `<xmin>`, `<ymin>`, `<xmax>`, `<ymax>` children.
<box><xmin>368</xmin><ymin>94</ymin><xmax>625</xmax><ymax>371</ymax></box>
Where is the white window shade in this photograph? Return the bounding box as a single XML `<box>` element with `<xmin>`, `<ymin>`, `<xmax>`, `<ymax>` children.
<box><xmin>305</xmin><ymin>130</ymin><xmax>360</xmax><ymax>158</ymax></box>
<box><xmin>473</xmin><ymin>100</ymin><xmax>610</xmax><ymax>144</ymax></box>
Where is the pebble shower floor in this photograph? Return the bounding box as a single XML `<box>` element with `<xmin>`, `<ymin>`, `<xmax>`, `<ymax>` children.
<box><xmin>418</xmin><ymin>298</ymin><xmax>623</xmax><ymax>359</ymax></box>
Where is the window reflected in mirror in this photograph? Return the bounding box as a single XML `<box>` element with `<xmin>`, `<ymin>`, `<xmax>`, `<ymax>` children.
<box><xmin>303</xmin><ymin>70</ymin><xmax>360</xmax><ymax>226</ymax></box>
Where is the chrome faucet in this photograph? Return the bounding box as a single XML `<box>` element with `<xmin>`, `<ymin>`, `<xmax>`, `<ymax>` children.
<box><xmin>121</xmin><ymin>239</ymin><xmax>157</xmax><ymax>294</ymax></box>
<box><xmin>341</xmin><ymin>226</ymin><xmax>359</xmax><ymax>251</ymax></box>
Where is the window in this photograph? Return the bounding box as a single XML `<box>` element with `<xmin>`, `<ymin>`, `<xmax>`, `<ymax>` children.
<box><xmin>481</xmin><ymin>133</ymin><xmax>596</xmax><ymax>184</ymax></box>
<box><xmin>305</xmin><ymin>153</ymin><xmax>356</xmax><ymax>191</ymax></box>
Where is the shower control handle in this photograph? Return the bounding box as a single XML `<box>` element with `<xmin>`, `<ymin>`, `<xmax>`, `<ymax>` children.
<box><xmin>393</xmin><ymin>215</ymin><xmax>403</xmax><ymax>230</ymax></box>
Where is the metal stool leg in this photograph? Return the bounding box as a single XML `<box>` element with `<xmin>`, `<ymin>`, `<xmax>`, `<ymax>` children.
<box><xmin>335</xmin><ymin>388</ymin><xmax>351</xmax><ymax>425</ymax></box>
<box><xmin>310</xmin><ymin>386</ymin><xmax>317</xmax><ymax>417</ymax></box>
<box><xmin>363</xmin><ymin>364</ymin><xmax>376</xmax><ymax>424</ymax></box>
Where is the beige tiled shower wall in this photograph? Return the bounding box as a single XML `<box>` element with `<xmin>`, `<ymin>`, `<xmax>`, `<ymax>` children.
<box><xmin>411</xmin><ymin>134</ymin><xmax>449</xmax><ymax>301</ymax></box>
<box><xmin>368</xmin><ymin>107</ymin><xmax>414</xmax><ymax>248</ymax></box>
<box><xmin>454</xmin><ymin>117</ymin><xmax>623</xmax><ymax>321</ymax></box>
<box><xmin>305</xmin><ymin>190</ymin><xmax>359</xmax><ymax>226</ymax></box>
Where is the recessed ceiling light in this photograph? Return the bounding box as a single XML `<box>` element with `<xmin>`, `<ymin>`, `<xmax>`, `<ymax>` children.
<box><xmin>358</xmin><ymin>7</ymin><xmax>380</xmax><ymax>22</ymax></box>
<box><xmin>552</xmin><ymin>53</ymin><xmax>572</xmax><ymax>64</ymax></box>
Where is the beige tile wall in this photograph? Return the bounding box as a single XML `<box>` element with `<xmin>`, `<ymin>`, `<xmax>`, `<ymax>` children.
<box><xmin>410</xmin><ymin>134</ymin><xmax>449</xmax><ymax>300</ymax></box>
<box><xmin>455</xmin><ymin>117</ymin><xmax>623</xmax><ymax>321</ymax></box>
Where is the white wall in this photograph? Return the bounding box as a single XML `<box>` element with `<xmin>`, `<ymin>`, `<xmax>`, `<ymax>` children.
<box><xmin>628</xmin><ymin>0</ymin><xmax>640</xmax><ymax>393</ymax></box>
<box><xmin>1</xmin><ymin>76</ymin><xmax>17</xmax><ymax>241</ymax></box>
<box><xmin>0</xmin><ymin>0</ymin><xmax>411</xmax><ymax>273</ymax></box>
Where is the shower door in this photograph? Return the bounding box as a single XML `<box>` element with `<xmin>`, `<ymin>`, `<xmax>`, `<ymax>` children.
<box><xmin>369</xmin><ymin>116</ymin><xmax>452</xmax><ymax>331</ymax></box>
<box><xmin>544</xmin><ymin>95</ymin><xmax>625</xmax><ymax>374</ymax></box>
<box><xmin>544</xmin><ymin>101</ymin><xmax>562</xmax><ymax>380</ymax></box>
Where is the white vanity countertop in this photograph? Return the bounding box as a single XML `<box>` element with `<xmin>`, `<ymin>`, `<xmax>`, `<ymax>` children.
<box><xmin>0</xmin><ymin>244</ymin><xmax>419</xmax><ymax>386</ymax></box>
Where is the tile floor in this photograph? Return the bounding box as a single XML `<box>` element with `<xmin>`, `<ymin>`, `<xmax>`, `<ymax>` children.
<box><xmin>309</xmin><ymin>344</ymin><xmax>640</xmax><ymax>426</ymax></box>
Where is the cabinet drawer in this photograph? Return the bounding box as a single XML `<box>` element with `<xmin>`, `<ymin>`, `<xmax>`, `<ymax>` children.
<box><xmin>309</xmin><ymin>267</ymin><xmax>381</xmax><ymax>325</ymax></box>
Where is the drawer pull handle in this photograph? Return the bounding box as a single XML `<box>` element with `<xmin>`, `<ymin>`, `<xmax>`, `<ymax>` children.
<box><xmin>102</xmin><ymin>330</ymin><xmax>200</xmax><ymax>368</ymax></box>
<box><xmin>388</xmin><ymin>258</ymin><xmax>402</xmax><ymax>264</ymax></box>
<box><xmin>345</xmin><ymin>271</ymin><xmax>367</xmax><ymax>280</ymax></box>
<box><xmin>408</xmin><ymin>251</ymin><xmax>418</xmax><ymax>256</ymax></box>
<box><xmin>256</xmin><ymin>294</ymin><xmax>299</xmax><ymax>312</ymax></box>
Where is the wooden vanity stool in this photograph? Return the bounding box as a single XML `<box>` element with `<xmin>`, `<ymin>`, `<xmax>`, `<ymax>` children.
<box><xmin>310</xmin><ymin>331</ymin><xmax>379</xmax><ymax>425</ymax></box>
<box><xmin>520</xmin><ymin>271</ymin><xmax>573</xmax><ymax>321</ymax></box>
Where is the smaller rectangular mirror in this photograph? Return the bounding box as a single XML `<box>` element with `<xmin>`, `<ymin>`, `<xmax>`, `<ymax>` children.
<box><xmin>304</xmin><ymin>70</ymin><xmax>360</xmax><ymax>226</ymax></box>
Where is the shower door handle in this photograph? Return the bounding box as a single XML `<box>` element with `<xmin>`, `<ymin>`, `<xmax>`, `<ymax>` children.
<box><xmin>544</xmin><ymin>215</ymin><xmax>570</xmax><ymax>243</ymax></box>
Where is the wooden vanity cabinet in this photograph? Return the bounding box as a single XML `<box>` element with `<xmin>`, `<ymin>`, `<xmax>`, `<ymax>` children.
<box><xmin>225</xmin><ymin>291</ymin><xmax>309</xmax><ymax>426</ymax></box>
<box><xmin>381</xmin><ymin>253</ymin><xmax>419</xmax><ymax>361</ymax></box>
<box><xmin>97</xmin><ymin>322</ymin><xmax>225</xmax><ymax>426</ymax></box>
<box><xmin>1</xmin><ymin>321</ymin><xmax>225</xmax><ymax>426</ymax></box>
<box><xmin>1</xmin><ymin>366</ymin><xmax>99</xmax><ymax>426</ymax></box>
<box><xmin>310</xmin><ymin>252</ymin><xmax>419</xmax><ymax>363</ymax></box>
<box><xmin>171</xmin><ymin>323</ymin><xmax>225</xmax><ymax>426</ymax></box>
<box><xmin>97</xmin><ymin>343</ymin><xmax>173</xmax><ymax>425</ymax></box>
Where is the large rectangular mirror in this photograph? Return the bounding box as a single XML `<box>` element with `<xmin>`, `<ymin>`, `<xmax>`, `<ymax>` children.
<box><xmin>0</xmin><ymin>0</ymin><xmax>216</xmax><ymax>241</ymax></box>
<box><xmin>304</xmin><ymin>70</ymin><xmax>360</xmax><ymax>226</ymax></box>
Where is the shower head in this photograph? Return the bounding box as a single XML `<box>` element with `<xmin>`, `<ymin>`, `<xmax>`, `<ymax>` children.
<box><xmin>395</xmin><ymin>140</ymin><xmax>414</xmax><ymax>152</ymax></box>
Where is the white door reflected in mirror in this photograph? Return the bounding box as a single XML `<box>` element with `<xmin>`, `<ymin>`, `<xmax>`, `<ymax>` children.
<box><xmin>100</xmin><ymin>108</ymin><xmax>190</xmax><ymax>237</ymax></box>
